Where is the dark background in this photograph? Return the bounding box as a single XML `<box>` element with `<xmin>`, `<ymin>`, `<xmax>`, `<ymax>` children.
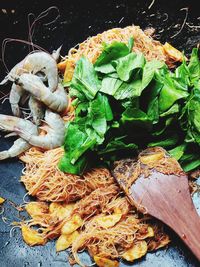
<box><xmin>0</xmin><ymin>0</ymin><xmax>199</xmax><ymax>266</ymax></box>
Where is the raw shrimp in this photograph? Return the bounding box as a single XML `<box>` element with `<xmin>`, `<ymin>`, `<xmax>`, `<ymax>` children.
<box><xmin>22</xmin><ymin>51</ymin><xmax>58</xmax><ymax>91</ymax></box>
<box><xmin>28</xmin><ymin>96</ymin><xmax>45</xmax><ymax>125</ymax></box>
<box><xmin>0</xmin><ymin>115</ymin><xmax>38</xmax><ymax>160</ymax></box>
<box><xmin>0</xmin><ymin>51</ymin><xmax>58</xmax><ymax>92</ymax></box>
<box><xmin>0</xmin><ymin>138</ymin><xmax>31</xmax><ymax>160</ymax></box>
<box><xmin>25</xmin><ymin>46</ymin><xmax>62</xmax><ymax>123</ymax></box>
<box><xmin>9</xmin><ymin>84</ymin><xmax>44</xmax><ymax>125</ymax></box>
<box><xmin>16</xmin><ymin>73</ymin><xmax>68</xmax><ymax>113</ymax></box>
<box><xmin>1</xmin><ymin>49</ymin><xmax>61</xmax><ymax>123</ymax></box>
<box><xmin>1</xmin><ymin>51</ymin><xmax>58</xmax><ymax>92</ymax></box>
<box><xmin>16</xmin><ymin>109</ymin><xmax>65</xmax><ymax>149</ymax></box>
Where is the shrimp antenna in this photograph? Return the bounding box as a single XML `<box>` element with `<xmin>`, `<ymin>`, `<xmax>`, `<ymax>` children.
<box><xmin>27</xmin><ymin>6</ymin><xmax>60</xmax><ymax>51</ymax></box>
<box><xmin>1</xmin><ymin>6</ymin><xmax>60</xmax><ymax>72</ymax></box>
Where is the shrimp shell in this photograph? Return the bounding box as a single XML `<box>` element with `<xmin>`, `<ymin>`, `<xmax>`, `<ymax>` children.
<box><xmin>9</xmin><ymin>83</ymin><xmax>24</xmax><ymax>117</ymax></box>
<box><xmin>28</xmin><ymin>96</ymin><xmax>45</xmax><ymax>126</ymax></box>
<box><xmin>1</xmin><ymin>51</ymin><xmax>58</xmax><ymax>92</ymax></box>
<box><xmin>0</xmin><ymin>114</ymin><xmax>38</xmax><ymax>160</ymax></box>
<box><xmin>16</xmin><ymin>73</ymin><xmax>68</xmax><ymax>113</ymax></box>
<box><xmin>16</xmin><ymin>109</ymin><xmax>65</xmax><ymax>149</ymax></box>
<box><xmin>0</xmin><ymin>138</ymin><xmax>31</xmax><ymax>160</ymax></box>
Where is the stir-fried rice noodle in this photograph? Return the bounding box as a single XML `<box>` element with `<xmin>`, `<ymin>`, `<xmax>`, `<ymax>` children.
<box><xmin>20</xmin><ymin>148</ymin><xmax>115</xmax><ymax>202</ymax></box>
<box><xmin>19</xmin><ymin>146</ymin><xmax>170</xmax><ymax>266</ymax></box>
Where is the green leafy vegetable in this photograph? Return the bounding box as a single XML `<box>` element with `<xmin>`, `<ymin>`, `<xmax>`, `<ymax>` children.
<box><xmin>115</xmin><ymin>52</ymin><xmax>145</xmax><ymax>81</ymax></box>
<box><xmin>169</xmin><ymin>144</ymin><xmax>186</xmax><ymax>160</ymax></box>
<box><xmin>95</xmin><ymin>42</ymin><xmax>129</xmax><ymax>66</ymax></box>
<box><xmin>188</xmin><ymin>48</ymin><xmax>200</xmax><ymax>84</ymax></box>
<box><xmin>71</xmin><ymin>57</ymin><xmax>101</xmax><ymax>100</ymax></box>
<box><xmin>100</xmin><ymin>75</ymin><xmax>123</xmax><ymax>95</ymax></box>
<box><xmin>59</xmin><ymin>44</ymin><xmax>200</xmax><ymax>174</ymax></box>
<box><xmin>180</xmin><ymin>87</ymin><xmax>200</xmax><ymax>145</ymax></box>
<box><xmin>98</xmin><ymin>136</ymin><xmax>137</xmax><ymax>155</ymax></box>
<box><xmin>121</xmin><ymin>107</ymin><xmax>152</xmax><ymax>130</ymax></box>
<box><xmin>148</xmin><ymin>133</ymin><xmax>179</xmax><ymax>148</ymax></box>
<box><xmin>141</xmin><ymin>60</ymin><xmax>164</xmax><ymax>89</ymax></box>
<box><xmin>128</xmin><ymin>37</ymin><xmax>134</xmax><ymax>52</ymax></box>
<box><xmin>95</xmin><ymin>63</ymin><xmax>115</xmax><ymax>74</ymax></box>
<box><xmin>59</xmin><ymin>154</ymin><xmax>87</xmax><ymax>175</ymax></box>
<box><xmin>114</xmin><ymin>79</ymin><xmax>142</xmax><ymax>100</ymax></box>
<box><xmin>158</xmin><ymin>75</ymin><xmax>189</xmax><ymax>112</ymax></box>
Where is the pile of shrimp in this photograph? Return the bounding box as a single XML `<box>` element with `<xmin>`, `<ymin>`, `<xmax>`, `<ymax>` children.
<box><xmin>58</xmin><ymin>25</ymin><xmax>184</xmax><ymax>82</ymax></box>
<box><xmin>17</xmin><ymin>163</ymin><xmax>170</xmax><ymax>267</ymax></box>
<box><xmin>0</xmin><ymin>48</ymin><xmax>69</xmax><ymax>160</ymax></box>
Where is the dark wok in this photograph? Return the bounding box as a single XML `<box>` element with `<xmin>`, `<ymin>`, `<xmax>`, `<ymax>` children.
<box><xmin>0</xmin><ymin>0</ymin><xmax>200</xmax><ymax>266</ymax></box>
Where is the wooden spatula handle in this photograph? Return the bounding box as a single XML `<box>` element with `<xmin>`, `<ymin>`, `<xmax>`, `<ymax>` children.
<box><xmin>150</xmin><ymin>174</ymin><xmax>200</xmax><ymax>260</ymax></box>
<box><xmin>169</xmin><ymin>204</ymin><xmax>200</xmax><ymax>261</ymax></box>
<box><xmin>129</xmin><ymin>173</ymin><xmax>200</xmax><ymax>260</ymax></box>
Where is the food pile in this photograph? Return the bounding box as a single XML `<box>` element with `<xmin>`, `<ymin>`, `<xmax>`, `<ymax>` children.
<box><xmin>0</xmin><ymin>25</ymin><xmax>199</xmax><ymax>267</ymax></box>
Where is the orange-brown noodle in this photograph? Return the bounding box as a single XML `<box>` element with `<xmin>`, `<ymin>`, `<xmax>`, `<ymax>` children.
<box><xmin>19</xmin><ymin>147</ymin><xmax>170</xmax><ymax>266</ymax></box>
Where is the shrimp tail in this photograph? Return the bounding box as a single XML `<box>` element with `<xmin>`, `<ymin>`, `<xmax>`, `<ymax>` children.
<box><xmin>16</xmin><ymin>109</ymin><xmax>65</xmax><ymax>149</ymax></box>
<box><xmin>52</xmin><ymin>45</ymin><xmax>62</xmax><ymax>62</ymax></box>
<box><xmin>0</xmin><ymin>76</ymin><xmax>9</xmax><ymax>85</ymax></box>
<box><xmin>0</xmin><ymin>138</ymin><xmax>31</xmax><ymax>160</ymax></box>
<box><xmin>0</xmin><ymin>151</ymin><xmax>9</xmax><ymax>160</ymax></box>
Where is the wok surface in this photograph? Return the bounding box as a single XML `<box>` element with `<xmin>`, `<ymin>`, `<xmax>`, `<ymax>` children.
<box><xmin>0</xmin><ymin>0</ymin><xmax>200</xmax><ymax>266</ymax></box>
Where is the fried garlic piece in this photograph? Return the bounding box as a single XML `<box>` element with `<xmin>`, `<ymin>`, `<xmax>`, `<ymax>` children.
<box><xmin>56</xmin><ymin>230</ymin><xmax>79</xmax><ymax>252</ymax></box>
<box><xmin>95</xmin><ymin>213</ymin><xmax>122</xmax><ymax>229</ymax></box>
<box><xmin>0</xmin><ymin>197</ymin><xmax>5</xmax><ymax>204</ymax></box>
<box><xmin>163</xmin><ymin>42</ymin><xmax>185</xmax><ymax>62</ymax></box>
<box><xmin>21</xmin><ymin>225</ymin><xmax>47</xmax><ymax>246</ymax></box>
<box><xmin>122</xmin><ymin>241</ymin><xmax>148</xmax><ymax>261</ymax></box>
<box><xmin>61</xmin><ymin>214</ymin><xmax>83</xmax><ymax>235</ymax></box>
<box><xmin>25</xmin><ymin>202</ymin><xmax>49</xmax><ymax>218</ymax></box>
<box><xmin>49</xmin><ymin>202</ymin><xmax>75</xmax><ymax>221</ymax></box>
<box><xmin>94</xmin><ymin>256</ymin><xmax>119</xmax><ymax>267</ymax></box>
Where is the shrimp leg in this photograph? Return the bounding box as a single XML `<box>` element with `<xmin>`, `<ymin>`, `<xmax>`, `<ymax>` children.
<box><xmin>9</xmin><ymin>83</ymin><xmax>24</xmax><ymax>117</ymax></box>
<box><xmin>0</xmin><ymin>138</ymin><xmax>31</xmax><ymax>160</ymax></box>
<box><xmin>16</xmin><ymin>109</ymin><xmax>65</xmax><ymax>149</ymax></box>
<box><xmin>16</xmin><ymin>73</ymin><xmax>68</xmax><ymax>113</ymax></box>
<box><xmin>28</xmin><ymin>96</ymin><xmax>45</xmax><ymax>125</ymax></box>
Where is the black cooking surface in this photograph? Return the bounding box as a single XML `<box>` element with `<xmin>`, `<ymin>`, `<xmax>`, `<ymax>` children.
<box><xmin>0</xmin><ymin>0</ymin><xmax>200</xmax><ymax>266</ymax></box>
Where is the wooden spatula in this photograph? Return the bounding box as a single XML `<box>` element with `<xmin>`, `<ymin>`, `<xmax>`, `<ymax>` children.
<box><xmin>112</xmin><ymin>147</ymin><xmax>200</xmax><ymax>261</ymax></box>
